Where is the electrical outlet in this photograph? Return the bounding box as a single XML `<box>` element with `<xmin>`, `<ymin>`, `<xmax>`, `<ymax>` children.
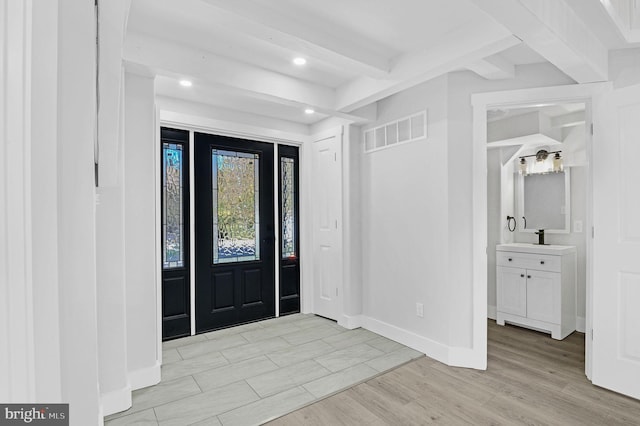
<box><xmin>574</xmin><ymin>220</ymin><xmax>583</xmax><ymax>233</ymax></box>
<box><xmin>416</xmin><ymin>303</ymin><xmax>424</xmax><ymax>318</ymax></box>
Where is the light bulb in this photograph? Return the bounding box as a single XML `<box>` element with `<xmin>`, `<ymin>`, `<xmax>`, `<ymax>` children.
<box><xmin>519</xmin><ymin>158</ymin><xmax>528</xmax><ymax>175</ymax></box>
<box><xmin>553</xmin><ymin>152</ymin><xmax>563</xmax><ymax>172</ymax></box>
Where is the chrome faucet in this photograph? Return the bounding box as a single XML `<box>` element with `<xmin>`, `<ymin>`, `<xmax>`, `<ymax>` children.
<box><xmin>535</xmin><ymin>229</ymin><xmax>545</xmax><ymax>245</ymax></box>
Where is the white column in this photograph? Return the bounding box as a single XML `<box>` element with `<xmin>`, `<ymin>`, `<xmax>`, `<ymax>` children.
<box><xmin>0</xmin><ymin>0</ymin><xmax>36</xmax><ymax>402</ymax></box>
<box><xmin>31</xmin><ymin>0</ymin><xmax>62</xmax><ymax>402</ymax></box>
<box><xmin>124</xmin><ymin>71</ymin><xmax>161</xmax><ymax>389</ymax></box>
<box><xmin>57</xmin><ymin>0</ymin><xmax>102</xmax><ymax>423</ymax></box>
<box><xmin>96</xmin><ymin>73</ymin><xmax>131</xmax><ymax>414</ymax></box>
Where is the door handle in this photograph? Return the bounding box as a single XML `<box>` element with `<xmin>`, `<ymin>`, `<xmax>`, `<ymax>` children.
<box><xmin>520</xmin><ymin>274</ymin><xmax>524</xmax><ymax>278</ymax></box>
<box><xmin>527</xmin><ymin>275</ymin><xmax>531</xmax><ymax>279</ymax></box>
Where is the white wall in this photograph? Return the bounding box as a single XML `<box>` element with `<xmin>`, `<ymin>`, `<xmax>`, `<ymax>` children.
<box><xmin>355</xmin><ymin>64</ymin><xmax>576</xmax><ymax>364</ymax></box>
<box><xmin>342</xmin><ymin>124</ymin><xmax>363</xmax><ymax>325</ymax></box>
<box><xmin>124</xmin><ymin>72</ymin><xmax>161</xmax><ymax>389</ymax></box>
<box><xmin>486</xmin><ymin>149</ymin><xmax>502</xmax><ymax>316</ymax></box>
<box><xmin>609</xmin><ymin>47</ymin><xmax>640</xmax><ymax>88</ymax></box>
<box><xmin>360</xmin><ymin>75</ymin><xmax>451</xmax><ymax>354</ymax></box>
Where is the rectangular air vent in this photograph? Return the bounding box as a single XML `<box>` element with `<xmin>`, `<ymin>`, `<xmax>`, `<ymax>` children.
<box><xmin>363</xmin><ymin>111</ymin><xmax>427</xmax><ymax>153</ymax></box>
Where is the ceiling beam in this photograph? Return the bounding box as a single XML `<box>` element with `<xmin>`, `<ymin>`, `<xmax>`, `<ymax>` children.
<box><xmin>467</xmin><ymin>54</ymin><xmax>515</xmax><ymax>80</ymax></box>
<box><xmin>197</xmin><ymin>0</ymin><xmax>391</xmax><ymax>78</ymax></box>
<box><xmin>468</xmin><ymin>0</ymin><xmax>608</xmax><ymax>83</ymax></box>
<box><xmin>124</xmin><ymin>32</ymin><xmax>335</xmax><ymax>109</ymax></box>
<box><xmin>124</xmin><ymin>33</ymin><xmax>374</xmax><ymax>123</ymax></box>
<box><xmin>550</xmin><ymin>110</ymin><xmax>585</xmax><ymax>128</ymax></box>
<box><xmin>597</xmin><ymin>0</ymin><xmax>640</xmax><ymax>43</ymax></box>
<box><xmin>335</xmin><ymin>21</ymin><xmax>520</xmax><ymax>112</ymax></box>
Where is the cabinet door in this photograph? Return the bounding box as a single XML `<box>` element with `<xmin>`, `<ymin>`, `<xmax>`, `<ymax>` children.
<box><xmin>526</xmin><ymin>270</ymin><xmax>561</xmax><ymax>323</ymax></box>
<box><xmin>497</xmin><ymin>266</ymin><xmax>527</xmax><ymax>317</ymax></box>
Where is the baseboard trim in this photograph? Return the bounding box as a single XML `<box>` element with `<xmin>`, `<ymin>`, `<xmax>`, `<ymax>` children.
<box><xmin>448</xmin><ymin>346</ymin><xmax>486</xmax><ymax>370</ymax></box>
<box><xmin>361</xmin><ymin>316</ymin><xmax>449</xmax><ymax>365</ymax></box>
<box><xmin>487</xmin><ymin>305</ymin><xmax>497</xmax><ymax>320</ymax></box>
<box><xmin>576</xmin><ymin>316</ymin><xmax>586</xmax><ymax>333</ymax></box>
<box><xmin>129</xmin><ymin>362</ymin><xmax>161</xmax><ymax>391</ymax></box>
<box><xmin>101</xmin><ymin>385</ymin><xmax>132</xmax><ymax>417</ymax></box>
<box><xmin>339</xmin><ymin>314</ymin><xmax>363</xmax><ymax>330</ymax></box>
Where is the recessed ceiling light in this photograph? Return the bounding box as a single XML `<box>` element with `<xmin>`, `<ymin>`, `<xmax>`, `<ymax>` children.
<box><xmin>179</xmin><ymin>80</ymin><xmax>193</xmax><ymax>87</ymax></box>
<box><xmin>304</xmin><ymin>108</ymin><xmax>315</xmax><ymax>114</ymax></box>
<box><xmin>293</xmin><ymin>57</ymin><xmax>307</xmax><ymax>66</ymax></box>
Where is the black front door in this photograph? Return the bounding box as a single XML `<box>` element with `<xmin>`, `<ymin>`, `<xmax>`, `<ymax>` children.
<box><xmin>194</xmin><ymin>133</ymin><xmax>275</xmax><ymax>332</ymax></box>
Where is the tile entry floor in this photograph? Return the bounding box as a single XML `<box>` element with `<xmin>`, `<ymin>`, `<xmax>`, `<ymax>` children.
<box><xmin>105</xmin><ymin>314</ymin><xmax>423</xmax><ymax>426</ymax></box>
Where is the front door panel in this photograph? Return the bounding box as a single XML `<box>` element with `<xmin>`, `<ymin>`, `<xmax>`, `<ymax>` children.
<box><xmin>194</xmin><ymin>133</ymin><xmax>275</xmax><ymax>333</ymax></box>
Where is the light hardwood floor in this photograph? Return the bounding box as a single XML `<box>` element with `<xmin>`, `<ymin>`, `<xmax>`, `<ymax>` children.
<box><xmin>269</xmin><ymin>321</ymin><xmax>640</xmax><ymax>425</ymax></box>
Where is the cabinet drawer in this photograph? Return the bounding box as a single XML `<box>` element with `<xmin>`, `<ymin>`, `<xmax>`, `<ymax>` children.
<box><xmin>496</xmin><ymin>251</ymin><xmax>561</xmax><ymax>272</ymax></box>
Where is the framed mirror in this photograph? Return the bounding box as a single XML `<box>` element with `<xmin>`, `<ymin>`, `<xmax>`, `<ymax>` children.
<box><xmin>517</xmin><ymin>169</ymin><xmax>570</xmax><ymax>233</ymax></box>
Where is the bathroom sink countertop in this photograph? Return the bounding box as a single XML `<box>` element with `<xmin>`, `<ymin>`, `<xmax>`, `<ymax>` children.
<box><xmin>496</xmin><ymin>243</ymin><xmax>576</xmax><ymax>255</ymax></box>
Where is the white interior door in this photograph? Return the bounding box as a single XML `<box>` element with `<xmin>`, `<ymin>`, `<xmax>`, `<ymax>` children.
<box><xmin>592</xmin><ymin>83</ymin><xmax>640</xmax><ymax>399</ymax></box>
<box><xmin>311</xmin><ymin>130</ymin><xmax>342</xmax><ymax>321</ymax></box>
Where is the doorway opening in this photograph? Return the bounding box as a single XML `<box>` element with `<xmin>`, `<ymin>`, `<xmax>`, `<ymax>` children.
<box><xmin>160</xmin><ymin>127</ymin><xmax>301</xmax><ymax>340</ymax></box>
<box><xmin>485</xmin><ymin>101</ymin><xmax>590</xmax><ymax>369</ymax></box>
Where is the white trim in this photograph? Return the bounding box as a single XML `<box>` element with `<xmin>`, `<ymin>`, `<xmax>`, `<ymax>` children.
<box><xmin>576</xmin><ymin>316</ymin><xmax>586</xmax><ymax>333</ymax></box>
<box><xmin>339</xmin><ymin>314</ymin><xmax>363</xmax><ymax>330</ymax></box>
<box><xmin>160</xmin><ymin>110</ymin><xmax>307</xmax><ymax>146</ymax></box>
<box><xmin>189</xmin><ymin>130</ymin><xmax>196</xmax><ymax>335</ymax></box>
<box><xmin>274</xmin><ymin>143</ymin><xmax>280</xmax><ymax>317</ymax></box>
<box><xmin>128</xmin><ymin>363</ymin><xmax>161</xmax><ymax>391</ymax></box>
<box><xmin>472</xmin><ymin>82</ymin><xmax>611</xmax><ymax>378</ymax></box>
<box><xmin>154</xmin><ymin>104</ymin><xmax>164</xmax><ymax>361</ymax></box>
<box><xmin>488</xmin><ymin>305</ymin><xmax>497</xmax><ymax>320</ymax></box>
<box><xmin>299</xmin><ymin>141</ymin><xmax>313</xmax><ymax>315</ymax></box>
<box><xmin>100</xmin><ymin>385</ymin><xmax>132</xmax><ymax>417</ymax></box>
<box><xmin>361</xmin><ymin>316</ymin><xmax>448</xmax><ymax>365</ymax></box>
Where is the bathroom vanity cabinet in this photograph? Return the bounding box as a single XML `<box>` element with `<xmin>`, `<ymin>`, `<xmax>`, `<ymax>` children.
<box><xmin>496</xmin><ymin>243</ymin><xmax>577</xmax><ymax>340</ymax></box>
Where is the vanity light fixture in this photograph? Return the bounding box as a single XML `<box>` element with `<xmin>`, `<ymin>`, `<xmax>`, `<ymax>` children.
<box><xmin>518</xmin><ymin>149</ymin><xmax>563</xmax><ymax>175</ymax></box>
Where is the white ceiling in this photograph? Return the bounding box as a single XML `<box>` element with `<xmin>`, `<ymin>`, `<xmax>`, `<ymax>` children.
<box><xmin>123</xmin><ymin>0</ymin><xmax>630</xmax><ymax>126</ymax></box>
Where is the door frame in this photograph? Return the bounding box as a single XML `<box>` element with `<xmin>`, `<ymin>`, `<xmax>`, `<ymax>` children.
<box><xmin>470</xmin><ymin>82</ymin><xmax>611</xmax><ymax>374</ymax></box>
<box><xmin>157</xmin><ymin>112</ymin><xmax>304</xmax><ymax>338</ymax></box>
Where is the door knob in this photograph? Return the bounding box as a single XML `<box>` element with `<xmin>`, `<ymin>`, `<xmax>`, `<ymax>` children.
<box><xmin>520</xmin><ymin>274</ymin><xmax>524</xmax><ymax>278</ymax></box>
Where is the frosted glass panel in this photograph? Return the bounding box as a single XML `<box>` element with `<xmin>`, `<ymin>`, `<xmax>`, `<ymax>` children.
<box><xmin>375</xmin><ymin>127</ymin><xmax>386</xmax><ymax>148</ymax></box>
<box><xmin>386</xmin><ymin>123</ymin><xmax>398</xmax><ymax>145</ymax></box>
<box><xmin>398</xmin><ymin>119</ymin><xmax>410</xmax><ymax>142</ymax></box>
<box><xmin>212</xmin><ymin>149</ymin><xmax>260</xmax><ymax>264</ymax></box>
<box><xmin>281</xmin><ymin>157</ymin><xmax>296</xmax><ymax>259</ymax></box>
<box><xmin>364</xmin><ymin>130</ymin><xmax>374</xmax><ymax>151</ymax></box>
<box><xmin>163</xmin><ymin>143</ymin><xmax>184</xmax><ymax>269</ymax></box>
<box><xmin>411</xmin><ymin>114</ymin><xmax>425</xmax><ymax>139</ymax></box>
